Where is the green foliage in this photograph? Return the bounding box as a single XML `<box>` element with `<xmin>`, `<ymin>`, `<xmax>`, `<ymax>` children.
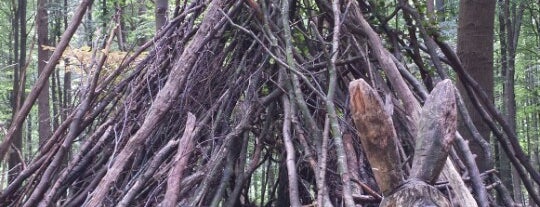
<box><xmin>493</xmin><ymin>0</ymin><xmax>540</xmax><ymax>152</ymax></box>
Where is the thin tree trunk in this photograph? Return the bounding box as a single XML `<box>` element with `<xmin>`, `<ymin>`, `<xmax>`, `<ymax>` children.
<box><xmin>137</xmin><ymin>2</ymin><xmax>148</xmax><ymax>45</ymax></box>
<box><xmin>505</xmin><ymin>2</ymin><xmax>525</xmax><ymax>203</ymax></box>
<box><xmin>497</xmin><ymin>0</ymin><xmax>514</xmax><ymax>198</ymax></box>
<box><xmin>37</xmin><ymin>0</ymin><xmax>52</xmax><ymax>143</ymax></box>
<box><xmin>85</xmin><ymin>3</ymin><xmax>93</xmax><ymax>47</ymax></box>
<box><xmin>0</xmin><ymin>0</ymin><xmax>95</xmax><ymax>162</ymax></box>
<box><xmin>426</xmin><ymin>0</ymin><xmax>435</xmax><ymax>21</ymax></box>
<box><xmin>9</xmin><ymin>0</ymin><xmax>27</xmax><ymax>182</ymax></box>
<box><xmin>9</xmin><ymin>0</ymin><xmax>20</xmax><ymax>183</ymax></box>
<box><xmin>115</xmin><ymin>4</ymin><xmax>126</xmax><ymax>51</ymax></box>
<box><xmin>155</xmin><ymin>0</ymin><xmax>168</xmax><ymax>31</ymax></box>
<box><xmin>435</xmin><ymin>0</ymin><xmax>445</xmax><ymax>21</ymax></box>
<box><xmin>499</xmin><ymin>0</ymin><xmax>525</xmax><ymax>203</ymax></box>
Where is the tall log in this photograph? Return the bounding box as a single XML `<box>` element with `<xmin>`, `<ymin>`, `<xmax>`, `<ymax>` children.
<box><xmin>410</xmin><ymin>79</ymin><xmax>457</xmax><ymax>184</ymax></box>
<box><xmin>349</xmin><ymin>79</ymin><xmax>403</xmax><ymax>195</ymax></box>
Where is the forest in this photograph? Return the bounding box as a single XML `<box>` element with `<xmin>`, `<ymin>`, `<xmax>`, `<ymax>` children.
<box><xmin>0</xmin><ymin>0</ymin><xmax>539</xmax><ymax>206</ymax></box>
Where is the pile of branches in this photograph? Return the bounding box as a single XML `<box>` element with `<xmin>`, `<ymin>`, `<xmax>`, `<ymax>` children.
<box><xmin>1</xmin><ymin>0</ymin><xmax>538</xmax><ymax>206</ymax></box>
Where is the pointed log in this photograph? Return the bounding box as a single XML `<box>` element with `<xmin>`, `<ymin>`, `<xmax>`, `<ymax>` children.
<box><xmin>349</xmin><ymin>79</ymin><xmax>403</xmax><ymax>195</ymax></box>
<box><xmin>379</xmin><ymin>80</ymin><xmax>456</xmax><ymax>207</ymax></box>
<box><xmin>410</xmin><ymin>79</ymin><xmax>457</xmax><ymax>184</ymax></box>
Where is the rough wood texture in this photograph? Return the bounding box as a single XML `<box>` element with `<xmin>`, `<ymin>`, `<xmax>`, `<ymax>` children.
<box><xmin>160</xmin><ymin>113</ymin><xmax>197</xmax><ymax>207</ymax></box>
<box><xmin>85</xmin><ymin>1</ymin><xmax>227</xmax><ymax>205</ymax></box>
<box><xmin>351</xmin><ymin>79</ymin><xmax>459</xmax><ymax>206</ymax></box>
<box><xmin>410</xmin><ymin>79</ymin><xmax>457</xmax><ymax>184</ymax></box>
<box><xmin>349</xmin><ymin>4</ymin><xmax>476</xmax><ymax>205</ymax></box>
<box><xmin>379</xmin><ymin>180</ymin><xmax>449</xmax><ymax>207</ymax></box>
<box><xmin>0</xmin><ymin>0</ymin><xmax>95</xmax><ymax>162</ymax></box>
<box><xmin>349</xmin><ymin>79</ymin><xmax>403</xmax><ymax>195</ymax></box>
<box><xmin>439</xmin><ymin>159</ymin><xmax>478</xmax><ymax>207</ymax></box>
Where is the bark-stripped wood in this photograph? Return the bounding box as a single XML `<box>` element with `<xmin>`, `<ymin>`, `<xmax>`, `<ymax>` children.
<box><xmin>410</xmin><ymin>79</ymin><xmax>457</xmax><ymax>184</ymax></box>
<box><xmin>351</xmin><ymin>79</ymin><xmax>457</xmax><ymax>206</ymax></box>
<box><xmin>348</xmin><ymin>3</ymin><xmax>477</xmax><ymax>205</ymax></box>
<box><xmin>349</xmin><ymin>79</ymin><xmax>403</xmax><ymax>195</ymax></box>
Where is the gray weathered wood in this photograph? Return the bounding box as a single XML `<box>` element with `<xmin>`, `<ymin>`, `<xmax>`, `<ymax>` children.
<box><xmin>410</xmin><ymin>79</ymin><xmax>457</xmax><ymax>184</ymax></box>
<box><xmin>351</xmin><ymin>79</ymin><xmax>457</xmax><ymax>206</ymax></box>
<box><xmin>379</xmin><ymin>180</ymin><xmax>449</xmax><ymax>207</ymax></box>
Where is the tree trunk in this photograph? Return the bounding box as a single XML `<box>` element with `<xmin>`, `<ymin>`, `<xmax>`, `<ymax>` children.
<box><xmin>155</xmin><ymin>0</ymin><xmax>168</xmax><ymax>31</ymax></box>
<box><xmin>456</xmin><ymin>0</ymin><xmax>496</xmax><ymax>173</ymax></box>
<box><xmin>499</xmin><ymin>0</ymin><xmax>525</xmax><ymax>203</ymax></box>
<box><xmin>9</xmin><ymin>0</ymin><xmax>27</xmax><ymax>182</ymax></box>
<box><xmin>9</xmin><ymin>0</ymin><xmax>20</xmax><ymax>183</ymax></box>
<box><xmin>85</xmin><ymin>3</ymin><xmax>93</xmax><ymax>47</ymax></box>
<box><xmin>0</xmin><ymin>0</ymin><xmax>94</xmax><ymax>163</ymax></box>
<box><xmin>37</xmin><ymin>0</ymin><xmax>52</xmax><ymax>143</ymax></box>
<box><xmin>85</xmin><ymin>1</ymin><xmax>227</xmax><ymax>205</ymax></box>
<box><xmin>435</xmin><ymin>0</ymin><xmax>445</xmax><ymax>21</ymax></box>
<box><xmin>426</xmin><ymin>0</ymin><xmax>435</xmax><ymax>21</ymax></box>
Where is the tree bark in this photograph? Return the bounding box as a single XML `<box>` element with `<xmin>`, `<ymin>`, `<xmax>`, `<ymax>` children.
<box><xmin>379</xmin><ymin>180</ymin><xmax>449</xmax><ymax>207</ymax></box>
<box><xmin>85</xmin><ymin>1</ymin><xmax>227</xmax><ymax>205</ymax></box>
<box><xmin>0</xmin><ymin>0</ymin><xmax>95</xmax><ymax>162</ymax></box>
<box><xmin>37</xmin><ymin>0</ymin><xmax>52</xmax><ymax>143</ymax></box>
<box><xmin>160</xmin><ymin>113</ymin><xmax>197</xmax><ymax>207</ymax></box>
<box><xmin>155</xmin><ymin>0</ymin><xmax>168</xmax><ymax>31</ymax></box>
<box><xmin>9</xmin><ymin>0</ymin><xmax>27</xmax><ymax>182</ymax></box>
<box><xmin>456</xmin><ymin>0</ymin><xmax>496</xmax><ymax>173</ymax></box>
<box><xmin>500</xmin><ymin>1</ymin><xmax>525</xmax><ymax>203</ymax></box>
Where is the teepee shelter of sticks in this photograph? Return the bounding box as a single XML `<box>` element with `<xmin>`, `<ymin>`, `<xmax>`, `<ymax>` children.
<box><xmin>0</xmin><ymin>0</ymin><xmax>537</xmax><ymax>206</ymax></box>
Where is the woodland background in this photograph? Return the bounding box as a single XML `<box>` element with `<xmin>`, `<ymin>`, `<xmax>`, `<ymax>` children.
<box><xmin>0</xmin><ymin>0</ymin><xmax>539</xmax><ymax>206</ymax></box>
